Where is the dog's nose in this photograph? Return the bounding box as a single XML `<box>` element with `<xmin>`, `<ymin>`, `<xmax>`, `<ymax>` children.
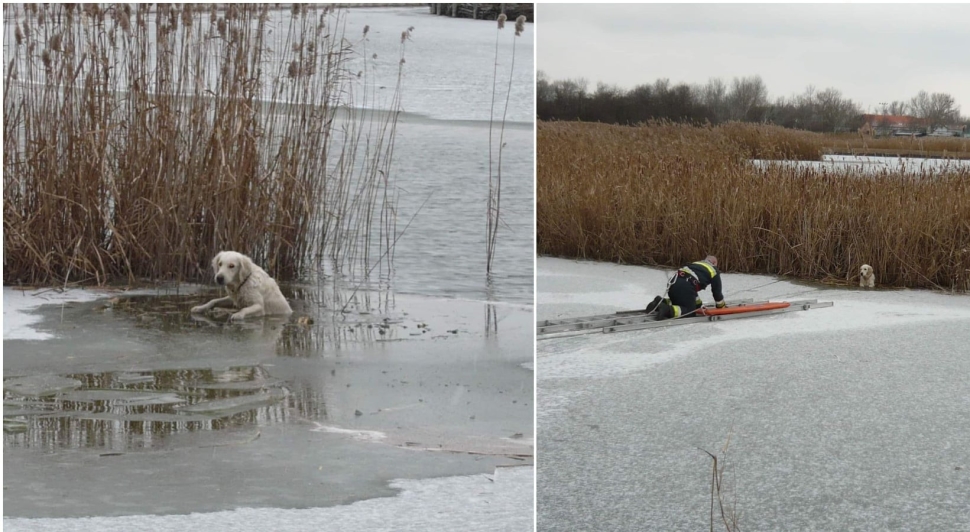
<box><xmin>216</xmin><ymin>274</ymin><xmax>225</xmax><ymax>285</ymax></box>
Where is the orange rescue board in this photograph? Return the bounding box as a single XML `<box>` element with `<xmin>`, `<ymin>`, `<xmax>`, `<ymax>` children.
<box><xmin>698</xmin><ymin>302</ymin><xmax>791</xmax><ymax>316</ymax></box>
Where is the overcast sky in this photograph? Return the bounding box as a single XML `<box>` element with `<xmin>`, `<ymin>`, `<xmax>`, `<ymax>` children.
<box><xmin>537</xmin><ymin>3</ymin><xmax>970</xmax><ymax>116</ymax></box>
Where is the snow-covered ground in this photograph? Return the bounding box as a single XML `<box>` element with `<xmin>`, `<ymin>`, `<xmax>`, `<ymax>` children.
<box><xmin>4</xmin><ymin>287</ymin><xmax>111</xmax><ymax>340</ymax></box>
<box><xmin>537</xmin><ymin>257</ymin><xmax>970</xmax><ymax>531</ymax></box>
<box><xmin>2</xmin><ymin>466</ymin><xmax>532</xmax><ymax>532</ymax></box>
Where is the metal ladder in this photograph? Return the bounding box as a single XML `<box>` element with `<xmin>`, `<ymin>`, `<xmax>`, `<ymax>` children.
<box><xmin>538</xmin><ymin>299</ymin><xmax>833</xmax><ymax>339</ymax></box>
<box><xmin>537</xmin><ymin>299</ymin><xmax>756</xmax><ymax>336</ymax></box>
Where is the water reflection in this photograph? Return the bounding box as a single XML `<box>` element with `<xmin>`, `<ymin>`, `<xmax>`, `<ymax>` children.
<box><xmin>3</xmin><ymin>365</ymin><xmax>306</xmax><ymax>453</ymax></box>
<box><xmin>484</xmin><ymin>276</ymin><xmax>500</xmax><ymax>337</ymax></box>
<box><xmin>485</xmin><ymin>304</ymin><xmax>499</xmax><ymax>337</ymax></box>
<box><xmin>4</xmin><ymin>280</ymin><xmax>518</xmax><ymax>454</ymax></box>
<box><xmin>103</xmin><ymin>286</ymin><xmax>424</xmax><ymax>356</ymax></box>
<box><xmin>2</xmin><ymin>285</ymin><xmax>405</xmax><ymax>453</ymax></box>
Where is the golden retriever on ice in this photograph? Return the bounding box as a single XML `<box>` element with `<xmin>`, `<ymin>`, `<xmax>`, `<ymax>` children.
<box><xmin>191</xmin><ymin>251</ymin><xmax>292</xmax><ymax>321</ymax></box>
<box><xmin>859</xmin><ymin>264</ymin><xmax>876</xmax><ymax>288</ymax></box>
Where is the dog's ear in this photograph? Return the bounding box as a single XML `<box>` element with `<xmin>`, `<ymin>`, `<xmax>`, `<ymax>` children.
<box><xmin>239</xmin><ymin>254</ymin><xmax>253</xmax><ymax>280</ymax></box>
<box><xmin>211</xmin><ymin>252</ymin><xmax>223</xmax><ymax>272</ymax></box>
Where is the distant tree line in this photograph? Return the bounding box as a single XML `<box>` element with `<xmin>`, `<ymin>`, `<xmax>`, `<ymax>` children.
<box><xmin>537</xmin><ymin>71</ymin><xmax>969</xmax><ymax>133</ymax></box>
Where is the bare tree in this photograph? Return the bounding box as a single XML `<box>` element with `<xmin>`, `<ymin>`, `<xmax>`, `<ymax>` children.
<box><xmin>702</xmin><ymin>77</ymin><xmax>728</xmax><ymax>123</ymax></box>
<box><xmin>535</xmin><ymin>71</ymin><xmax>964</xmax><ymax>135</ymax></box>
<box><xmin>910</xmin><ymin>90</ymin><xmax>959</xmax><ymax>130</ymax></box>
<box><xmin>594</xmin><ymin>81</ymin><xmax>622</xmax><ymax>98</ymax></box>
<box><xmin>910</xmin><ymin>90</ymin><xmax>932</xmax><ymax>120</ymax></box>
<box><xmin>591</xmin><ymin>82</ymin><xmax>624</xmax><ymax>123</ymax></box>
<box><xmin>552</xmin><ymin>77</ymin><xmax>588</xmax><ymax>101</ymax></box>
<box><xmin>726</xmin><ymin>75</ymin><xmax>768</xmax><ymax>121</ymax></box>
<box><xmin>796</xmin><ymin>85</ymin><xmax>818</xmax><ymax>128</ymax></box>
<box><xmin>815</xmin><ymin>88</ymin><xmax>860</xmax><ymax>132</ymax></box>
<box><xmin>536</xmin><ymin>70</ymin><xmax>553</xmax><ymax>103</ymax></box>
<box><xmin>929</xmin><ymin>92</ymin><xmax>960</xmax><ymax>126</ymax></box>
<box><xmin>884</xmin><ymin>100</ymin><xmax>909</xmax><ymax>116</ymax></box>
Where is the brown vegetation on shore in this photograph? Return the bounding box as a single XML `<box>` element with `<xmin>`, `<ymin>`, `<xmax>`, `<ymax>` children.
<box><xmin>820</xmin><ymin>133</ymin><xmax>970</xmax><ymax>159</ymax></box>
<box><xmin>537</xmin><ymin>121</ymin><xmax>970</xmax><ymax>291</ymax></box>
<box><xmin>4</xmin><ymin>4</ymin><xmax>403</xmax><ymax>286</ymax></box>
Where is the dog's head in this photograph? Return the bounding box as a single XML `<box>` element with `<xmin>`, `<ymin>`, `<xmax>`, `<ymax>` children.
<box><xmin>860</xmin><ymin>264</ymin><xmax>873</xmax><ymax>279</ymax></box>
<box><xmin>211</xmin><ymin>251</ymin><xmax>253</xmax><ymax>288</ymax></box>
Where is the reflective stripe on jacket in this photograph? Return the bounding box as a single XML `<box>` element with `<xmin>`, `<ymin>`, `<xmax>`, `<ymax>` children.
<box><xmin>682</xmin><ymin>260</ymin><xmax>724</xmax><ymax>303</ymax></box>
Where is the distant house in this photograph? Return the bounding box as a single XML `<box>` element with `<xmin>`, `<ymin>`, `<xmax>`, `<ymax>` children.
<box><xmin>859</xmin><ymin>114</ymin><xmax>929</xmax><ymax>137</ymax></box>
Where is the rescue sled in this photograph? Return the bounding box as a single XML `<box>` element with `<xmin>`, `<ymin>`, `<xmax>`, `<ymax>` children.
<box><xmin>537</xmin><ymin>299</ymin><xmax>833</xmax><ymax>339</ymax></box>
<box><xmin>696</xmin><ymin>301</ymin><xmax>791</xmax><ymax>316</ymax></box>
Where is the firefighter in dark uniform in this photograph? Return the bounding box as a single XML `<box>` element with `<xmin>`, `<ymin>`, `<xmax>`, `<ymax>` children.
<box><xmin>646</xmin><ymin>255</ymin><xmax>726</xmax><ymax>320</ymax></box>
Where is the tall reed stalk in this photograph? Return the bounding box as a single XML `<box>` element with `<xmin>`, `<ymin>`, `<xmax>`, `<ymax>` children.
<box><xmin>700</xmin><ymin>433</ymin><xmax>741</xmax><ymax>532</ymax></box>
<box><xmin>3</xmin><ymin>4</ymin><xmax>404</xmax><ymax>287</ymax></box>
<box><xmin>485</xmin><ymin>13</ymin><xmax>527</xmax><ymax>275</ymax></box>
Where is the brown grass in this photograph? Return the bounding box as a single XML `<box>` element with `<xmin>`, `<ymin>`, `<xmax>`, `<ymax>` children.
<box><xmin>718</xmin><ymin>122</ymin><xmax>823</xmax><ymax>161</ymax></box>
<box><xmin>4</xmin><ymin>4</ymin><xmax>403</xmax><ymax>287</ymax></box>
<box><xmin>821</xmin><ymin>133</ymin><xmax>970</xmax><ymax>159</ymax></box>
<box><xmin>537</xmin><ymin>121</ymin><xmax>970</xmax><ymax>291</ymax></box>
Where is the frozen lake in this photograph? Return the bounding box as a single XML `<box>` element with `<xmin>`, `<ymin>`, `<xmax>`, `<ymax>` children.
<box><xmin>338</xmin><ymin>7</ymin><xmax>535</xmax><ymax>304</ymax></box>
<box><xmin>4</xmin><ymin>285</ymin><xmax>533</xmax><ymax>529</ymax></box>
<box><xmin>3</xmin><ymin>6</ymin><xmax>535</xmax><ymax>530</ymax></box>
<box><xmin>537</xmin><ymin>257</ymin><xmax>970</xmax><ymax>530</ymax></box>
<box><xmin>752</xmin><ymin>154</ymin><xmax>970</xmax><ymax>175</ymax></box>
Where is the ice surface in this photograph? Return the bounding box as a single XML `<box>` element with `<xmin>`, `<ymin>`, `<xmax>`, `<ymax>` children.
<box><xmin>752</xmin><ymin>154</ymin><xmax>970</xmax><ymax>174</ymax></box>
<box><xmin>538</xmin><ymin>257</ymin><xmax>970</xmax><ymax>531</ymax></box>
<box><xmin>3</xmin><ymin>288</ymin><xmax>111</xmax><ymax>341</ymax></box>
<box><xmin>309</xmin><ymin>422</ymin><xmax>388</xmax><ymax>442</ymax></box>
<box><xmin>4</xmin><ymin>286</ymin><xmax>534</xmax><ymax>529</ymax></box>
<box><xmin>2</xmin><ymin>466</ymin><xmax>533</xmax><ymax>532</ymax></box>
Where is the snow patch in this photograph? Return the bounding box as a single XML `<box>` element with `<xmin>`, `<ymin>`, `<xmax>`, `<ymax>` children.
<box><xmin>2</xmin><ymin>466</ymin><xmax>534</xmax><ymax>532</ymax></box>
<box><xmin>3</xmin><ymin>288</ymin><xmax>110</xmax><ymax>341</ymax></box>
<box><xmin>308</xmin><ymin>422</ymin><xmax>387</xmax><ymax>442</ymax></box>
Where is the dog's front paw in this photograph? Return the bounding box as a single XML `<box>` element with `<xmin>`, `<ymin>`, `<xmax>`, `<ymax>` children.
<box><xmin>190</xmin><ymin>305</ymin><xmax>208</xmax><ymax>314</ymax></box>
<box><xmin>228</xmin><ymin>311</ymin><xmax>246</xmax><ymax>322</ymax></box>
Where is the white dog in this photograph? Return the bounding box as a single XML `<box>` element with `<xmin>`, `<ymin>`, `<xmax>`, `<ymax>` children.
<box><xmin>859</xmin><ymin>264</ymin><xmax>876</xmax><ymax>288</ymax></box>
<box><xmin>191</xmin><ymin>251</ymin><xmax>292</xmax><ymax>321</ymax></box>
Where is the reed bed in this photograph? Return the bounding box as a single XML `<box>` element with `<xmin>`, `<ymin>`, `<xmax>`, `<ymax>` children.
<box><xmin>537</xmin><ymin>121</ymin><xmax>970</xmax><ymax>291</ymax></box>
<box><xmin>820</xmin><ymin>133</ymin><xmax>970</xmax><ymax>159</ymax></box>
<box><xmin>718</xmin><ymin>122</ymin><xmax>824</xmax><ymax>161</ymax></box>
<box><xmin>4</xmin><ymin>4</ymin><xmax>402</xmax><ymax>287</ymax></box>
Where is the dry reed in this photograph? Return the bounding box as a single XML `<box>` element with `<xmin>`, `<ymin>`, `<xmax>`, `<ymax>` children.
<box><xmin>718</xmin><ymin>121</ymin><xmax>823</xmax><ymax>161</ymax></box>
<box><xmin>537</xmin><ymin>121</ymin><xmax>970</xmax><ymax>291</ymax></box>
<box><xmin>486</xmin><ymin>13</ymin><xmax>527</xmax><ymax>274</ymax></box>
<box><xmin>820</xmin><ymin>133</ymin><xmax>970</xmax><ymax>159</ymax></box>
<box><xmin>3</xmin><ymin>4</ymin><xmax>403</xmax><ymax>287</ymax></box>
<box><xmin>701</xmin><ymin>433</ymin><xmax>741</xmax><ymax>532</ymax></box>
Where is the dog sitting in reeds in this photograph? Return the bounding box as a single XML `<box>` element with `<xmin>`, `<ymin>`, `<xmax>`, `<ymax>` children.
<box><xmin>191</xmin><ymin>251</ymin><xmax>292</xmax><ymax>321</ymax></box>
<box><xmin>859</xmin><ymin>264</ymin><xmax>876</xmax><ymax>288</ymax></box>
